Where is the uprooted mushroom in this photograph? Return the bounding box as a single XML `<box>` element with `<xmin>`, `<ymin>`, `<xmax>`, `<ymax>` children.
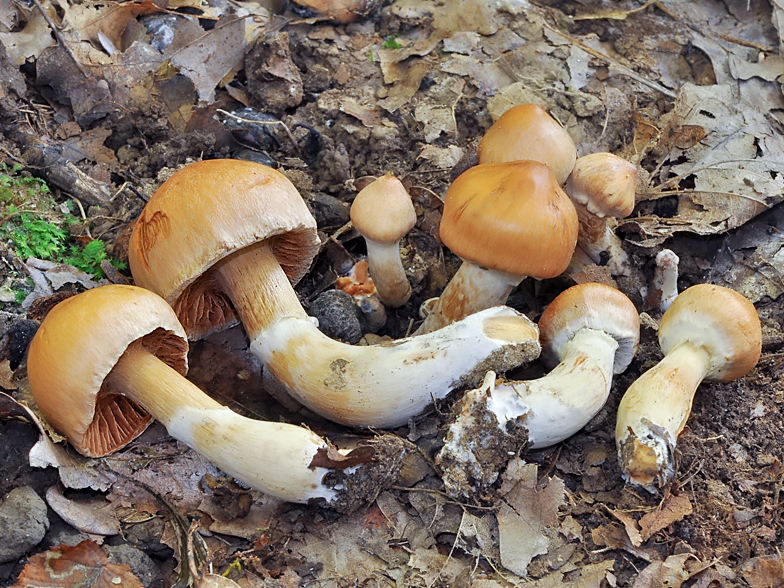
<box><xmin>436</xmin><ymin>282</ymin><xmax>640</xmax><ymax>498</ymax></box>
<box><xmin>616</xmin><ymin>283</ymin><xmax>762</xmax><ymax>493</ymax></box>
<box><xmin>27</xmin><ymin>285</ymin><xmax>406</xmax><ymax>512</ymax></box>
<box><xmin>129</xmin><ymin>159</ymin><xmax>542</xmax><ymax>429</ymax></box>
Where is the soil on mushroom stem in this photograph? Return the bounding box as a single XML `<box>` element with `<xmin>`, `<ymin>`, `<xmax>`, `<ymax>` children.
<box><xmin>1</xmin><ymin>3</ymin><xmax>783</xmax><ymax>585</ymax></box>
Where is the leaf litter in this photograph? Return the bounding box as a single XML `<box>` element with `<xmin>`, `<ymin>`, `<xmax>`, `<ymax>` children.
<box><xmin>1</xmin><ymin>0</ymin><xmax>784</xmax><ymax>585</ymax></box>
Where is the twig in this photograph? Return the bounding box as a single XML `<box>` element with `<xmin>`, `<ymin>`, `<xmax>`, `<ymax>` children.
<box><xmin>29</xmin><ymin>0</ymin><xmax>89</xmax><ymax>78</ymax></box>
<box><xmin>542</xmin><ymin>23</ymin><xmax>678</xmax><ymax>99</ymax></box>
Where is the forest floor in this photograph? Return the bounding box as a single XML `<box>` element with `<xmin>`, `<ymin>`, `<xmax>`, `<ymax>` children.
<box><xmin>1</xmin><ymin>0</ymin><xmax>784</xmax><ymax>586</ymax></box>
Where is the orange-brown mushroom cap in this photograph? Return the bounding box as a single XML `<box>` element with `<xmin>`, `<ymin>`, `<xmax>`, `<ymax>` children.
<box><xmin>129</xmin><ymin>160</ymin><xmax>320</xmax><ymax>339</ymax></box>
<box><xmin>350</xmin><ymin>174</ymin><xmax>416</xmax><ymax>244</ymax></box>
<box><xmin>539</xmin><ymin>282</ymin><xmax>640</xmax><ymax>373</ymax></box>
<box><xmin>439</xmin><ymin>161</ymin><xmax>579</xmax><ymax>279</ymax></box>
<box><xmin>28</xmin><ymin>285</ymin><xmax>189</xmax><ymax>457</ymax></box>
<box><xmin>477</xmin><ymin>104</ymin><xmax>577</xmax><ymax>185</ymax></box>
<box><xmin>658</xmin><ymin>284</ymin><xmax>761</xmax><ymax>382</ymax></box>
<box><xmin>566</xmin><ymin>152</ymin><xmax>637</xmax><ymax>218</ymax></box>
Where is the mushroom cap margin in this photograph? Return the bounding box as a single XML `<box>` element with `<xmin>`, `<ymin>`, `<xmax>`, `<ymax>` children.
<box><xmin>27</xmin><ymin>285</ymin><xmax>189</xmax><ymax>457</ymax></box>
<box><xmin>539</xmin><ymin>282</ymin><xmax>640</xmax><ymax>374</ymax></box>
<box><xmin>350</xmin><ymin>174</ymin><xmax>417</xmax><ymax>243</ymax></box>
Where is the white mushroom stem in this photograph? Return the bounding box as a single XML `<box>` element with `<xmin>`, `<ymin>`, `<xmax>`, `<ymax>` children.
<box><xmin>364</xmin><ymin>237</ymin><xmax>411</xmax><ymax>308</ymax></box>
<box><xmin>104</xmin><ymin>340</ymin><xmax>340</xmax><ymax>505</ymax></box>
<box><xmin>652</xmin><ymin>249</ymin><xmax>679</xmax><ymax>311</ymax></box>
<box><xmin>414</xmin><ymin>261</ymin><xmax>523</xmax><ymax>335</ymax></box>
<box><xmin>573</xmin><ymin>204</ymin><xmax>631</xmax><ymax>276</ymax></box>
<box><xmin>615</xmin><ymin>341</ymin><xmax>711</xmax><ymax>492</ymax></box>
<box><xmin>481</xmin><ymin>328</ymin><xmax>618</xmax><ymax>447</ymax></box>
<box><xmin>213</xmin><ymin>243</ymin><xmax>540</xmax><ymax>428</ymax></box>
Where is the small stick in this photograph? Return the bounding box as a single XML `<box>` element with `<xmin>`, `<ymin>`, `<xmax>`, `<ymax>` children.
<box><xmin>30</xmin><ymin>0</ymin><xmax>89</xmax><ymax>78</ymax></box>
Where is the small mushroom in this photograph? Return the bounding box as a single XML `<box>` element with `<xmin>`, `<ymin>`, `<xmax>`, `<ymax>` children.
<box><xmin>129</xmin><ymin>160</ymin><xmax>542</xmax><ymax>428</ymax></box>
<box><xmin>415</xmin><ymin>161</ymin><xmax>578</xmax><ymax>334</ymax></box>
<box><xmin>616</xmin><ymin>284</ymin><xmax>762</xmax><ymax>492</ymax></box>
<box><xmin>650</xmin><ymin>249</ymin><xmax>679</xmax><ymax>312</ymax></box>
<box><xmin>27</xmin><ymin>285</ymin><xmax>398</xmax><ymax>510</ymax></box>
<box><xmin>565</xmin><ymin>152</ymin><xmax>637</xmax><ymax>276</ymax></box>
<box><xmin>436</xmin><ymin>282</ymin><xmax>640</xmax><ymax>497</ymax></box>
<box><xmin>350</xmin><ymin>174</ymin><xmax>416</xmax><ymax>308</ymax></box>
<box><xmin>477</xmin><ymin>103</ymin><xmax>577</xmax><ymax>184</ymax></box>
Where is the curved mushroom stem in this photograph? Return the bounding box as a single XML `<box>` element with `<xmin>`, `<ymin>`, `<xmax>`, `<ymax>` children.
<box><xmin>615</xmin><ymin>342</ymin><xmax>711</xmax><ymax>492</ymax></box>
<box><xmin>364</xmin><ymin>237</ymin><xmax>411</xmax><ymax>308</ymax></box>
<box><xmin>213</xmin><ymin>243</ymin><xmax>541</xmax><ymax>428</ymax></box>
<box><xmin>574</xmin><ymin>204</ymin><xmax>630</xmax><ymax>276</ymax></box>
<box><xmin>436</xmin><ymin>328</ymin><xmax>619</xmax><ymax>498</ymax></box>
<box><xmin>414</xmin><ymin>262</ymin><xmax>523</xmax><ymax>335</ymax></box>
<box><xmin>104</xmin><ymin>341</ymin><xmax>341</xmax><ymax>505</ymax></box>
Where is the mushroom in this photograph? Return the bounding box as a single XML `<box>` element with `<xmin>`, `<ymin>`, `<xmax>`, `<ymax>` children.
<box><xmin>616</xmin><ymin>283</ymin><xmax>762</xmax><ymax>492</ymax></box>
<box><xmin>415</xmin><ymin>160</ymin><xmax>578</xmax><ymax>335</ymax></box>
<box><xmin>349</xmin><ymin>174</ymin><xmax>416</xmax><ymax>308</ymax></box>
<box><xmin>129</xmin><ymin>159</ymin><xmax>542</xmax><ymax>428</ymax></box>
<box><xmin>565</xmin><ymin>152</ymin><xmax>637</xmax><ymax>276</ymax></box>
<box><xmin>27</xmin><ymin>285</ymin><xmax>402</xmax><ymax>511</ymax></box>
<box><xmin>649</xmin><ymin>249</ymin><xmax>679</xmax><ymax>312</ymax></box>
<box><xmin>477</xmin><ymin>103</ymin><xmax>577</xmax><ymax>184</ymax></box>
<box><xmin>436</xmin><ymin>282</ymin><xmax>640</xmax><ymax>498</ymax></box>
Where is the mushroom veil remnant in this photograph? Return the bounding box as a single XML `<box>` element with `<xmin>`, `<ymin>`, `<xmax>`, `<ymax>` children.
<box><xmin>436</xmin><ymin>282</ymin><xmax>639</xmax><ymax>498</ymax></box>
<box><xmin>350</xmin><ymin>173</ymin><xmax>417</xmax><ymax>308</ymax></box>
<box><xmin>129</xmin><ymin>160</ymin><xmax>542</xmax><ymax>428</ymax></box>
<box><xmin>616</xmin><ymin>283</ymin><xmax>762</xmax><ymax>492</ymax></box>
<box><xmin>27</xmin><ymin>285</ymin><xmax>403</xmax><ymax>512</ymax></box>
<box><xmin>415</xmin><ymin>160</ymin><xmax>578</xmax><ymax>335</ymax></box>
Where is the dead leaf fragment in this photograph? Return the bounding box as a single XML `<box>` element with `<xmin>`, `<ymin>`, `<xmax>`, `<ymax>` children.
<box><xmin>11</xmin><ymin>540</ymin><xmax>143</xmax><ymax>588</ymax></box>
<box><xmin>638</xmin><ymin>493</ymin><xmax>693</xmax><ymax>541</ymax></box>
<box><xmin>740</xmin><ymin>554</ymin><xmax>784</xmax><ymax>588</ymax></box>
<box><xmin>496</xmin><ymin>460</ymin><xmax>565</xmax><ymax>578</ymax></box>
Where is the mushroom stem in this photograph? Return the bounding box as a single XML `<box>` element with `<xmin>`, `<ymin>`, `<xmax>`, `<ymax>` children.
<box><xmin>414</xmin><ymin>262</ymin><xmax>523</xmax><ymax>335</ymax></box>
<box><xmin>615</xmin><ymin>342</ymin><xmax>711</xmax><ymax>491</ymax></box>
<box><xmin>489</xmin><ymin>328</ymin><xmax>619</xmax><ymax>448</ymax></box>
<box><xmin>213</xmin><ymin>244</ymin><xmax>541</xmax><ymax>428</ymax></box>
<box><xmin>364</xmin><ymin>238</ymin><xmax>411</xmax><ymax>308</ymax></box>
<box><xmin>104</xmin><ymin>340</ymin><xmax>340</xmax><ymax>505</ymax></box>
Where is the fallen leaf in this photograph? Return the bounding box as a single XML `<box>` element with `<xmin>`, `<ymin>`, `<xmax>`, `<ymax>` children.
<box><xmin>496</xmin><ymin>460</ymin><xmax>565</xmax><ymax>578</ymax></box>
<box><xmin>638</xmin><ymin>493</ymin><xmax>693</xmax><ymax>541</ymax></box>
<box><xmin>45</xmin><ymin>485</ymin><xmax>121</xmax><ymax>536</ymax></box>
<box><xmin>11</xmin><ymin>540</ymin><xmax>143</xmax><ymax>588</ymax></box>
<box><xmin>740</xmin><ymin>554</ymin><xmax>784</xmax><ymax>588</ymax></box>
<box><xmin>605</xmin><ymin>506</ymin><xmax>643</xmax><ymax>547</ymax></box>
<box><xmin>633</xmin><ymin>554</ymin><xmax>694</xmax><ymax>588</ymax></box>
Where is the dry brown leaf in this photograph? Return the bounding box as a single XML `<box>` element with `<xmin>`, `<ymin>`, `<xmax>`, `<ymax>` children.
<box><xmin>496</xmin><ymin>460</ymin><xmax>565</xmax><ymax>578</ymax></box>
<box><xmin>605</xmin><ymin>506</ymin><xmax>643</xmax><ymax>547</ymax></box>
<box><xmin>638</xmin><ymin>493</ymin><xmax>693</xmax><ymax>541</ymax></box>
<box><xmin>740</xmin><ymin>555</ymin><xmax>784</xmax><ymax>588</ymax></box>
<box><xmin>45</xmin><ymin>485</ymin><xmax>121</xmax><ymax>536</ymax></box>
<box><xmin>0</xmin><ymin>4</ymin><xmax>57</xmax><ymax>65</ymax></box>
<box><xmin>590</xmin><ymin>524</ymin><xmax>661</xmax><ymax>563</ymax></box>
<box><xmin>170</xmin><ymin>15</ymin><xmax>247</xmax><ymax>103</ymax></box>
<box><xmin>632</xmin><ymin>554</ymin><xmax>694</xmax><ymax>588</ymax></box>
<box><xmin>11</xmin><ymin>540</ymin><xmax>143</xmax><ymax>588</ymax></box>
<box><xmin>62</xmin><ymin>0</ymin><xmax>161</xmax><ymax>48</ymax></box>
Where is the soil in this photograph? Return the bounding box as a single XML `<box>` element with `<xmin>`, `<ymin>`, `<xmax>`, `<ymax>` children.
<box><xmin>1</xmin><ymin>0</ymin><xmax>783</xmax><ymax>586</ymax></box>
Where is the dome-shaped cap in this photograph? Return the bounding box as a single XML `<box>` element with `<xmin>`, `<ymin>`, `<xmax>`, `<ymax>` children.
<box><xmin>477</xmin><ymin>104</ymin><xmax>577</xmax><ymax>184</ymax></box>
<box><xmin>439</xmin><ymin>161</ymin><xmax>578</xmax><ymax>279</ymax></box>
<box><xmin>658</xmin><ymin>284</ymin><xmax>761</xmax><ymax>381</ymax></box>
<box><xmin>28</xmin><ymin>285</ymin><xmax>189</xmax><ymax>457</ymax></box>
<box><xmin>129</xmin><ymin>160</ymin><xmax>320</xmax><ymax>339</ymax></box>
<box><xmin>566</xmin><ymin>153</ymin><xmax>637</xmax><ymax>218</ymax></box>
<box><xmin>539</xmin><ymin>282</ymin><xmax>640</xmax><ymax>373</ymax></box>
<box><xmin>350</xmin><ymin>174</ymin><xmax>416</xmax><ymax>243</ymax></box>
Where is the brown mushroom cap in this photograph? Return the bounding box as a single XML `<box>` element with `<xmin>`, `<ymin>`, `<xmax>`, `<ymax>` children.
<box><xmin>539</xmin><ymin>282</ymin><xmax>640</xmax><ymax>373</ymax></box>
<box><xmin>27</xmin><ymin>285</ymin><xmax>189</xmax><ymax>457</ymax></box>
<box><xmin>129</xmin><ymin>160</ymin><xmax>320</xmax><ymax>339</ymax></box>
<box><xmin>350</xmin><ymin>174</ymin><xmax>417</xmax><ymax>243</ymax></box>
<box><xmin>658</xmin><ymin>284</ymin><xmax>761</xmax><ymax>382</ymax></box>
<box><xmin>566</xmin><ymin>153</ymin><xmax>637</xmax><ymax>218</ymax></box>
<box><xmin>477</xmin><ymin>104</ymin><xmax>577</xmax><ymax>184</ymax></box>
<box><xmin>439</xmin><ymin>161</ymin><xmax>578</xmax><ymax>279</ymax></box>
